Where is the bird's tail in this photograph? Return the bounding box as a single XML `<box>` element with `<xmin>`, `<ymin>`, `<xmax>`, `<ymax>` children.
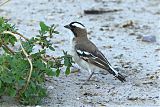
<box><xmin>115</xmin><ymin>72</ymin><xmax>126</xmax><ymax>82</ymax></box>
<box><xmin>106</xmin><ymin>64</ymin><xmax>126</xmax><ymax>82</ymax></box>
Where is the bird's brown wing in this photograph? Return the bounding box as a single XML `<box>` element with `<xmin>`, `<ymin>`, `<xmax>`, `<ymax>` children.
<box><xmin>75</xmin><ymin>42</ymin><xmax>126</xmax><ymax>82</ymax></box>
<box><xmin>75</xmin><ymin>42</ymin><xmax>112</xmax><ymax>71</ymax></box>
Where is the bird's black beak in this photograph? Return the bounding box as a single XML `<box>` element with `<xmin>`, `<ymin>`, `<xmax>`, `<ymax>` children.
<box><xmin>64</xmin><ymin>24</ymin><xmax>71</xmax><ymax>29</ymax></box>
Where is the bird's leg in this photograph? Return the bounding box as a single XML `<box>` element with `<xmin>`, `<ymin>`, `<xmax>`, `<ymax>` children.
<box><xmin>80</xmin><ymin>72</ymin><xmax>94</xmax><ymax>89</ymax></box>
<box><xmin>87</xmin><ymin>72</ymin><xmax>94</xmax><ymax>81</ymax></box>
<box><xmin>83</xmin><ymin>72</ymin><xmax>94</xmax><ymax>85</ymax></box>
<box><xmin>71</xmin><ymin>65</ymin><xmax>80</xmax><ymax>73</ymax></box>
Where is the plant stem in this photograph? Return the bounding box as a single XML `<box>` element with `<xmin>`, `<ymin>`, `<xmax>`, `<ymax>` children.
<box><xmin>3</xmin><ymin>43</ymin><xmax>14</xmax><ymax>54</ymax></box>
<box><xmin>0</xmin><ymin>0</ymin><xmax>11</xmax><ymax>7</ymax></box>
<box><xmin>12</xmin><ymin>32</ymin><xmax>29</xmax><ymax>41</ymax></box>
<box><xmin>1</xmin><ymin>31</ymin><xmax>33</xmax><ymax>95</ymax></box>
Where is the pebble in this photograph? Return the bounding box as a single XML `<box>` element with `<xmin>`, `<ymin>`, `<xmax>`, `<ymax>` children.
<box><xmin>121</xmin><ymin>20</ymin><xmax>134</xmax><ymax>28</ymax></box>
<box><xmin>48</xmin><ymin>86</ymin><xmax>54</xmax><ymax>90</ymax></box>
<box><xmin>142</xmin><ymin>35</ymin><xmax>156</xmax><ymax>42</ymax></box>
<box><xmin>95</xmin><ymin>84</ymin><xmax>100</xmax><ymax>89</ymax></box>
<box><xmin>36</xmin><ymin>106</ymin><xmax>41</xmax><ymax>107</ymax></box>
<box><xmin>76</xmin><ymin>97</ymin><xmax>80</xmax><ymax>100</ymax></box>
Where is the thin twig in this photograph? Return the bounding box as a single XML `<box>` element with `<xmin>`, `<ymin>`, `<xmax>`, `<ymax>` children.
<box><xmin>43</xmin><ymin>55</ymin><xmax>57</xmax><ymax>61</ymax></box>
<box><xmin>1</xmin><ymin>38</ymin><xmax>15</xmax><ymax>54</ymax></box>
<box><xmin>1</xmin><ymin>31</ymin><xmax>33</xmax><ymax>94</ymax></box>
<box><xmin>42</xmin><ymin>55</ymin><xmax>57</xmax><ymax>65</ymax></box>
<box><xmin>19</xmin><ymin>40</ymin><xmax>33</xmax><ymax>93</ymax></box>
<box><xmin>3</xmin><ymin>43</ymin><xmax>14</xmax><ymax>54</ymax></box>
<box><xmin>12</xmin><ymin>31</ymin><xmax>29</xmax><ymax>41</ymax></box>
<box><xmin>0</xmin><ymin>0</ymin><xmax>11</xmax><ymax>7</ymax></box>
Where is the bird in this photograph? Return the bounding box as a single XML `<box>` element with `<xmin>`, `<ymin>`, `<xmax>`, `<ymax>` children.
<box><xmin>64</xmin><ymin>21</ymin><xmax>126</xmax><ymax>82</ymax></box>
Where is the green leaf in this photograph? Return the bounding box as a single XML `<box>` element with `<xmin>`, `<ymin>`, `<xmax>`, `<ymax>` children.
<box><xmin>64</xmin><ymin>57</ymin><xmax>72</xmax><ymax>67</ymax></box>
<box><xmin>48</xmin><ymin>46</ymin><xmax>55</xmax><ymax>51</ymax></box>
<box><xmin>9</xmin><ymin>36</ymin><xmax>17</xmax><ymax>46</ymax></box>
<box><xmin>18</xmin><ymin>80</ymin><xmax>25</xmax><ymax>87</ymax></box>
<box><xmin>24</xmin><ymin>90</ymin><xmax>30</xmax><ymax>97</ymax></box>
<box><xmin>0</xmin><ymin>86</ymin><xmax>5</xmax><ymax>96</ymax></box>
<box><xmin>2</xmin><ymin>77</ymin><xmax>13</xmax><ymax>83</ymax></box>
<box><xmin>0</xmin><ymin>80</ymin><xmax>2</xmax><ymax>88</ymax></box>
<box><xmin>45</xmin><ymin>67</ymin><xmax>54</xmax><ymax>76</ymax></box>
<box><xmin>22</xmin><ymin>41</ymin><xmax>34</xmax><ymax>53</ymax></box>
<box><xmin>56</xmin><ymin>68</ymin><xmax>60</xmax><ymax>77</ymax></box>
<box><xmin>63</xmin><ymin>51</ymin><xmax>73</xmax><ymax>67</ymax></box>
<box><xmin>30</xmin><ymin>81</ymin><xmax>36</xmax><ymax>91</ymax></box>
<box><xmin>65</xmin><ymin>66</ymin><xmax>70</xmax><ymax>75</ymax></box>
<box><xmin>33</xmin><ymin>60</ymin><xmax>46</xmax><ymax>70</ymax></box>
<box><xmin>8</xmin><ymin>88</ymin><xmax>16</xmax><ymax>97</ymax></box>
<box><xmin>40</xmin><ymin>21</ymin><xmax>49</xmax><ymax>32</ymax></box>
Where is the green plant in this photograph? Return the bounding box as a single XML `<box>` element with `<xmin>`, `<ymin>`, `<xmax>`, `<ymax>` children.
<box><xmin>0</xmin><ymin>17</ymin><xmax>74</xmax><ymax>105</ymax></box>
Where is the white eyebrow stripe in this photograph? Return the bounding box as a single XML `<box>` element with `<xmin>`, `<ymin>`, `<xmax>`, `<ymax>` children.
<box><xmin>72</xmin><ymin>23</ymin><xmax>85</xmax><ymax>29</ymax></box>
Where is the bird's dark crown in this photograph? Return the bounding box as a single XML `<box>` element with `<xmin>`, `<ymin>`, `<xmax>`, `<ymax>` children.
<box><xmin>69</xmin><ymin>22</ymin><xmax>85</xmax><ymax>29</ymax></box>
<box><xmin>64</xmin><ymin>21</ymin><xmax>87</xmax><ymax>37</ymax></box>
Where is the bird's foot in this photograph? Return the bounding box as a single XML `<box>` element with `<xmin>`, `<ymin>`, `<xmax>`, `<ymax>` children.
<box><xmin>71</xmin><ymin>66</ymin><xmax>80</xmax><ymax>73</ymax></box>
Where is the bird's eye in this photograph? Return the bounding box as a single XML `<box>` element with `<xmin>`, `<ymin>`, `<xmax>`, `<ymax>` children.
<box><xmin>70</xmin><ymin>24</ymin><xmax>75</xmax><ymax>28</ymax></box>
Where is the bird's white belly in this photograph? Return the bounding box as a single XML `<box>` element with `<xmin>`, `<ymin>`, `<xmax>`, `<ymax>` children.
<box><xmin>72</xmin><ymin>50</ymin><xmax>89</xmax><ymax>70</ymax></box>
<box><xmin>70</xmin><ymin>39</ymin><xmax>90</xmax><ymax>71</ymax></box>
<box><xmin>72</xmin><ymin>50</ymin><xmax>100</xmax><ymax>74</ymax></box>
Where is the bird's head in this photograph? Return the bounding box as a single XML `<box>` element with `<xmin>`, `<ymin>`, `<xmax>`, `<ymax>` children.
<box><xmin>64</xmin><ymin>22</ymin><xmax>87</xmax><ymax>37</ymax></box>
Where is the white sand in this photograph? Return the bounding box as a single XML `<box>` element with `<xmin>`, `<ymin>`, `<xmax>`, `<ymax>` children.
<box><xmin>0</xmin><ymin>0</ymin><xmax>159</xmax><ymax>106</ymax></box>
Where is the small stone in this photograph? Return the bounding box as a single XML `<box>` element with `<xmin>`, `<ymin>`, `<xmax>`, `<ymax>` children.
<box><xmin>142</xmin><ymin>35</ymin><xmax>156</xmax><ymax>42</ymax></box>
<box><xmin>95</xmin><ymin>84</ymin><xmax>100</xmax><ymax>89</ymax></box>
<box><xmin>127</xmin><ymin>97</ymin><xmax>138</xmax><ymax>101</ymax></box>
<box><xmin>121</xmin><ymin>20</ymin><xmax>134</xmax><ymax>28</ymax></box>
<box><xmin>103</xmin><ymin>45</ymin><xmax>112</xmax><ymax>49</ymax></box>
<box><xmin>155</xmin><ymin>96</ymin><xmax>159</xmax><ymax>98</ymax></box>
<box><xmin>76</xmin><ymin>97</ymin><xmax>80</xmax><ymax>100</ymax></box>
<box><xmin>75</xmin><ymin>82</ymin><xmax>81</xmax><ymax>85</ymax></box>
<box><xmin>36</xmin><ymin>106</ymin><xmax>41</xmax><ymax>107</ymax></box>
<box><xmin>155</xmin><ymin>48</ymin><xmax>160</xmax><ymax>52</ymax></box>
<box><xmin>136</xmin><ymin>35</ymin><xmax>143</xmax><ymax>39</ymax></box>
<box><xmin>99</xmin><ymin>28</ymin><xmax>104</xmax><ymax>31</ymax></box>
<box><xmin>97</xmin><ymin>37</ymin><xmax>102</xmax><ymax>40</ymax></box>
<box><xmin>123</xmin><ymin>47</ymin><xmax>130</xmax><ymax>50</ymax></box>
<box><xmin>123</xmin><ymin>64</ymin><xmax>130</xmax><ymax>68</ymax></box>
<box><xmin>114</xmin><ymin>54</ymin><xmax>123</xmax><ymax>59</ymax></box>
<box><xmin>48</xmin><ymin>86</ymin><xmax>54</xmax><ymax>90</ymax></box>
<box><xmin>129</xmin><ymin>32</ymin><xmax>136</xmax><ymax>35</ymax></box>
<box><xmin>149</xmin><ymin>75</ymin><xmax>154</xmax><ymax>79</ymax></box>
<box><xmin>108</xmin><ymin>36</ymin><xmax>114</xmax><ymax>39</ymax></box>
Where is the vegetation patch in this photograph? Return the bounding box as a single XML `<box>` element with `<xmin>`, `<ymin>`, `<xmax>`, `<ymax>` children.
<box><xmin>0</xmin><ymin>17</ymin><xmax>73</xmax><ymax>105</ymax></box>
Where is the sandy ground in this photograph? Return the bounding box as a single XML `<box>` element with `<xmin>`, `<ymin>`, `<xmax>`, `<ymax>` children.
<box><xmin>0</xmin><ymin>0</ymin><xmax>160</xmax><ymax>107</ymax></box>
